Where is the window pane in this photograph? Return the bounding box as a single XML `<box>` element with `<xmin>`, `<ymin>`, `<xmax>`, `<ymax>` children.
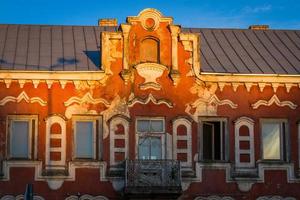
<box><xmin>262</xmin><ymin>123</ymin><xmax>281</xmax><ymax>159</ymax></box>
<box><xmin>150</xmin><ymin>137</ymin><xmax>161</xmax><ymax>159</ymax></box>
<box><xmin>151</xmin><ymin>120</ymin><xmax>163</xmax><ymax>132</ymax></box>
<box><xmin>137</xmin><ymin>120</ymin><xmax>150</xmax><ymax>132</ymax></box>
<box><xmin>203</xmin><ymin>122</ymin><xmax>213</xmax><ymax>160</ymax></box>
<box><xmin>138</xmin><ymin>137</ymin><xmax>150</xmax><ymax>159</ymax></box>
<box><xmin>11</xmin><ymin>121</ymin><xmax>29</xmax><ymax>158</ymax></box>
<box><xmin>76</xmin><ymin>122</ymin><xmax>93</xmax><ymax>158</ymax></box>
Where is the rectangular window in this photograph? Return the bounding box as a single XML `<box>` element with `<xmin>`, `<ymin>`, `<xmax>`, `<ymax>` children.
<box><xmin>7</xmin><ymin>115</ymin><xmax>38</xmax><ymax>159</ymax></box>
<box><xmin>261</xmin><ymin>120</ymin><xmax>287</xmax><ymax>160</ymax></box>
<box><xmin>73</xmin><ymin>116</ymin><xmax>101</xmax><ymax>160</ymax></box>
<box><xmin>200</xmin><ymin>118</ymin><xmax>227</xmax><ymax>161</ymax></box>
<box><xmin>136</xmin><ymin>118</ymin><xmax>164</xmax><ymax>160</ymax></box>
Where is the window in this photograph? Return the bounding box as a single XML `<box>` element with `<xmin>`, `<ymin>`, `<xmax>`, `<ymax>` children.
<box><xmin>73</xmin><ymin>116</ymin><xmax>102</xmax><ymax>160</ymax></box>
<box><xmin>200</xmin><ymin>118</ymin><xmax>228</xmax><ymax>161</ymax></box>
<box><xmin>261</xmin><ymin>119</ymin><xmax>288</xmax><ymax>160</ymax></box>
<box><xmin>136</xmin><ymin>118</ymin><xmax>164</xmax><ymax>160</ymax></box>
<box><xmin>7</xmin><ymin>115</ymin><xmax>38</xmax><ymax>159</ymax></box>
<box><xmin>140</xmin><ymin>37</ymin><xmax>159</xmax><ymax>63</ymax></box>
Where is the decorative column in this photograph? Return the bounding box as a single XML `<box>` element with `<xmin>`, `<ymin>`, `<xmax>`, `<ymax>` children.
<box><xmin>169</xmin><ymin>25</ymin><xmax>181</xmax><ymax>86</ymax></box>
<box><xmin>120</xmin><ymin>24</ymin><xmax>132</xmax><ymax>84</ymax></box>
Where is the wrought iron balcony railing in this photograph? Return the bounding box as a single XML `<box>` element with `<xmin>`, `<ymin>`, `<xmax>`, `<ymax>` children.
<box><xmin>124</xmin><ymin>159</ymin><xmax>182</xmax><ymax>196</ymax></box>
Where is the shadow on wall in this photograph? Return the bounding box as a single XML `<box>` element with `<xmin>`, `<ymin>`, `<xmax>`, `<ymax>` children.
<box><xmin>0</xmin><ymin>51</ymin><xmax>101</xmax><ymax>70</ymax></box>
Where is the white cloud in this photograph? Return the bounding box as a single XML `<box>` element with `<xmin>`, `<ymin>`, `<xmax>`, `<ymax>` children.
<box><xmin>243</xmin><ymin>5</ymin><xmax>272</xmax><ymax>13</ymax></box>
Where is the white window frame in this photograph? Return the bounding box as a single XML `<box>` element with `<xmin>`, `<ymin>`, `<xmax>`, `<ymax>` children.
<box><xmin>198</xmin><ymin>117</ymin><xmax>228</xmax><ymax>162</ymax></box>
<box><xmin>135</xmin><ymin>117</ymin><xmax>165</xmax><ymax>160</ymax></box>
<box><xmin>172</xmin><ymin>117</ymin><xmax>192</xmax><ymax>168</ymax></box>
<box><xmin>7</xmin><ymin>115</ymin><xmax>38</xmax><ymax>159</ymax></box>
<box><xmin>109</xmin><ymin>116</ymin><xmax>129</xmax><ymax>166</ymax></box>
<box><xmin>72</xmin><ymin>115</ymin><xmax>101</xmax><ymax>160</ymax></box>
<box><xmin>234</xmin><ymin>116</ymin><xmax>255</xmax><ymax>168</ymax></box>
<box><xmin>260</xmin><ymin>119</ymin><xmax>288</xmax><ymax>161</ymax></box>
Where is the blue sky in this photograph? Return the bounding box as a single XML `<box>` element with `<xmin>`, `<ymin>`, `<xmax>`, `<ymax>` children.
<box><xmin>0</xmin><ymin>0</ymin><xmax>299</xmax><ymax>29</ymax></box>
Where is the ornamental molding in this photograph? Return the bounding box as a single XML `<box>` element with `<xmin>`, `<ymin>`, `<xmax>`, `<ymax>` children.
<box><xmin>0</xmin><ymin>71</ymin><xmax>108</xmax><ymax>89</ymax></box>
<box><xmin>251</xmin><ymin>94</ymin><xmax>297</xmax><ymax>110</ymax></box>
<box><xmin>65</xmin><ymin>195</ymin><xmax>109</xmax><ymax>200</ymax></box>
<box><xmin>194</xmin><ymin>196</ymin><xmax>235</xmax><ymax>200</ymax></box>
<box><xmin>128</xmin><ymin>93</ymin><xmax>173</xmax><ymax>108</ymax></box>
<box><xmin>256</xmin><ymin>196</ymin><xmax>296</xmax><ymax>200</ymax></box>
<box><xmin>64</xmin><ymin>92</ymin><xmax>111</xmax><ymax>107</ymax></box>
<box><xmin>0</xmin><ymin>195</ymin><xmax>45</xmax><ymax>200</ymax></box>
<box><xmin>127</xmin><ymin>8</ymin><xmax>173</xmax><ymax>31</ymax></box>
<box><xmin>134</xmin><ymin>62</ymin><xmax>167</xmax><ymax>90</ymax></box>
<box><xmin>0</xmin><ymin>91</ymin><xmax>47</xmax><ymax>106</ymax></box>
<box><xmin>185</xmin><ymin>83</ymin><xmax>237</xmax><ymax>120</ymax></box>
<box><xmin>201</xmin><ymin>73</ymin><xmax>300</xmax><ymax>93</ymax></box>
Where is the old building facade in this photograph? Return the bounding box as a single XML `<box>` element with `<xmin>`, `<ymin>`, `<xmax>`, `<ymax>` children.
<box><xmin>0</xmin><ymin>8</ymin><xmax>300</xmax><ymax>200</ymax></box>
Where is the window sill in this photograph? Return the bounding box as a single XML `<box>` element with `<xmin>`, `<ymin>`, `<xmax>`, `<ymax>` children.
<box><xmin>257</xmin><ymin>159</ymin><xmax>289</xmax><ymax>165</ymax></box>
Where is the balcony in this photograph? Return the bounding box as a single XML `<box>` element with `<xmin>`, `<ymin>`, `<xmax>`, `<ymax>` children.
<box><xmin>124</xmin><ymin>160</ymin><xmax>182</xmax><ymax>198</ymax></box>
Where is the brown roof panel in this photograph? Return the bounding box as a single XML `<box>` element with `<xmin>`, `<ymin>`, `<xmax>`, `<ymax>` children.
<box><xmin>62</xmin><ymin>26</ymin><xmax>76</xmax><ymax>71</ymax></box>
<box><xmin>223</xmin><ymin>30</ymin><xmax>262</xmax><ymax>74</ymax></box>
<box><xmin>267</xmin><ymin>31</ymin><xmax>300</xmax><ymax>73</ymax></box>
<box><xmin>73</xmin><ymin>26</ymin><xmax>88</xmax><ymax>70</ymax></box>
<box><xmin>213</xmin><ymin>29</ymin><xmax>250</xmax><ymax>73</ymax></box>
<box><xmin>235</xmin><ymin>30</ymin><xmax>275</xmax><ymax>73</ymax></box>
<box><xmin>1</xmin><ymin>25</ymin><xmax>18</xmax><ymax>70</ymax></box>
<box><xmin>0</xmin><ymin>24</ymin><xmax>299</xmax><ymax>74</ymax></box>
<box><xmin>254</xmin><ymin>31</ymin><xmax>297</xmax><ymax>74</ymax></box>
<box><xmin>39</xmin><ymin>26</ymin><xmax>52</xmax><ymax>71</ymax></box>
<box><xmin>14</xmin><ymin>25</ymin><xmax>29</xmax><ymax>70</ymax></box>
<box><xmin>51</xmin><ymin>26</ymin><xmax>64</xmax><ymax>71</ymax></box>
<box><xmin>84</xmin><ymin>26</ymin><xmax>99</xmax><ymax>70</ymax></box>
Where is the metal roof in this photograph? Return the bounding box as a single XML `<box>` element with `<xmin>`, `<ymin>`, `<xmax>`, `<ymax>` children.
<box><xmin>0</xmin><ymin>24</ymin><xmax>299</xmax><ymax>74</ymax></box>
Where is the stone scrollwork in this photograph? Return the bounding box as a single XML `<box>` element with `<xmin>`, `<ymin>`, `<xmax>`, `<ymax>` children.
<box><xmin>128</xmin><ymin>93</ymin><xmax>173</xmax><ymax>108</ymax></box>
<box><xmin>65</xmin><ymin>194</ymin><xmax>109</xmax><ymax>200</ymax></box>
<box><xmin>251</xmin><ymin>94</ymin><xmax>297</xmax><ymax>110</ymax></box>
<box><xmin>185</xmin><ymin>83</ymin><xmax>237</xmax><ymax>120</ymax></box>
<box><xmin>0</xmin><ymin>91</ymin><xmax>47</xmax><ymax>106</ymax></box>
<box><xmin>0</xmin><ymin>195</ymin><xmax>45</xmax><ymax>200</ymax></box>
<box><xmin>135</xmin><ymin>63</ymin><xmax>167</xmax><ymax>90</ymax></box>
<box><xmin>194</xmin><ymin>196</ymin><xmax>235</xmax><ymax>200</ymax></box>
<box><xmin>256</xmin><ymin>196</ymin><xmax>296</xmax><ymax>200</ymax></box>
<box><xmin>64</xmin><ymin>92</ymin><xmax>110</xmax><ymax>119</ymax></box>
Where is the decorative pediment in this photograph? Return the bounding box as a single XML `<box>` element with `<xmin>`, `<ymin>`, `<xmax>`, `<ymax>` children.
<box><xmin>127</xmin><ymin>8</ymin><xmax>173</xmax><ymax>31</ymax></box>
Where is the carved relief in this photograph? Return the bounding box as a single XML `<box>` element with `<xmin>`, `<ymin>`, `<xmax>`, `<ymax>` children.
<box><xmin>127</xmin><ymin>8</ymin><xmax>173</xmax><ymax>31</ymax></box>
<box><xmin>128</xmin><ymin>93</ymin><xmax>173</xmax><ymax>108</ymax></box>
<box><xmin>65</xmin><ymin>195</ymin><xmax>109</xmax><ymax>200</ymax></box>
<box><xmin>194</xmin><ymin>196</ymin><xmax>235</xmax><ymax>200</ymax></box>
<box><xmin>0</xmin><ymin>195</ymin><xmax>45</xmax><ymax>200</ymax></box>
<box><xmin>64</xmin><ymin>92</ymin><xmax>110</xmax><ymax>107</ymax></box>
<box><xmin>256</xmin><ymin>196</ymin><xmax>296</xmax><ymax>200</ymax></box>
<box><xmin>135</xmin><ymin>63</ymin><xmax>167</xmax><ymax>90</ymax></box>
<box><xmin>251</xmin><ymin>94</ymin><xmax>297</xmax><ymax>110</ymax></box>
<box><xmin>0</xmin><ymin>91</ymin><xmax>47</xmax><ymax>106</ymax></box>
<box><xmin>101</xmin><ymin>32</ymin><xmax>122</xmax><ymax>75</ymax></box>
<box><xmin>179</xmin><ymin>33</ymin><xmax>200</xmax><ymax>78</ymax></box>
<box><xmin>64</xmin><ymin>92</ymin><xmax>110</xmax><ymax>119</ymax></box>
<box><xmin>101</xmin><ymin>95</ymin><xmax>129</xmax><ymax>139</ymax></box>
<box><xmin>185</xmin><ymin>83</ymin><xmax>237</xmax><ymax>120</ymax></box>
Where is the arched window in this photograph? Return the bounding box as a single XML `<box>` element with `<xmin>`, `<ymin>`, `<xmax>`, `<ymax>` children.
<box><xmin>234</xmin><ymin>117</ymin><xmax>255</xmax><ymax>168</ymax></box>
<box><xmin>140</xmin><ymin>37</ymin><xmax>159</xmax><ymax>63</ymax></box>
<box><xmin>173</xmin><ymin>118</ymin><xmax>192</xmax><ymax>168</ymax></box>
<box><xmin>109</xmin><ymin>116</ymin><xmax>129</xmax><ymax>166</ymax></box>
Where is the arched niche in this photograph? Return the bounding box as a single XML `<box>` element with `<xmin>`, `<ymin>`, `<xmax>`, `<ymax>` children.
<box><xmin>140</xmin><ymin>37</ymin><xmax>160</xmax><ymax>63</ymax></box>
